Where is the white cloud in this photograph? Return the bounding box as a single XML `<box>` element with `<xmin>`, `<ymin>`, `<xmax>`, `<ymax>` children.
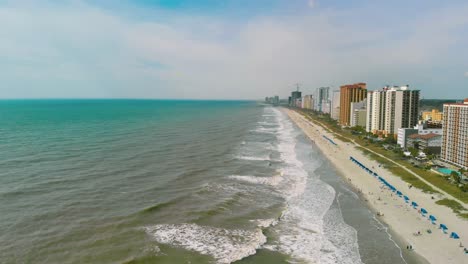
<box><xmin>0</xmin><ymin>2</ymin><xmax>467</xmax><ymax>99</ymax></box>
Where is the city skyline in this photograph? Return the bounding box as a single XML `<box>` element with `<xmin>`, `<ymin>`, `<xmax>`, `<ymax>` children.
<box><xmin>1</xmin><ymin>0</ymin><xmax>468</xmax><ymax>99</ymax></box>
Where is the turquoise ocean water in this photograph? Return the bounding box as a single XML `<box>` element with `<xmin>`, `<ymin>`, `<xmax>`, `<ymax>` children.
<box><xmin>0</xmin><ymin>100</ymin><xmax>413</xmax><ymax>263</ymax></box>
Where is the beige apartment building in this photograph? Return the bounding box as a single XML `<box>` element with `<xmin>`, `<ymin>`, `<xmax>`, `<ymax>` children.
<box><xmin>339</xmin><ymin>83</ymin><xmax>367</xmax><ymax>126</ymax></box>
<box><xmin>441</xmin><ymin>99</ymin><xmax>468</xmax><ymax>169</ymax></box>
<box><xmin>422</xmin><ymin>109</ymin><xmax>443</xmax><ymax>122</ymax></box>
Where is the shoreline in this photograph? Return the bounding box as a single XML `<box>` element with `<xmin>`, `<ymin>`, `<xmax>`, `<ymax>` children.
<box><xmin>284</xmin><ymin>108</ymin><xmax>467</xmax><ymax>264</ymax></box>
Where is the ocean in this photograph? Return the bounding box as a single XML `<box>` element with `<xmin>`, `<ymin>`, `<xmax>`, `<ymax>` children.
<box><xmin>0</xmin><ymin>100</ymin><xmax>410</xmax><ymax>263</ymax></box>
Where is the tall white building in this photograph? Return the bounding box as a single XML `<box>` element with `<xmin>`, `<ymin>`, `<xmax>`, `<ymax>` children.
<box><xmin>366</xmin><ymin>85</ymin><xmax>420</xmax><ymax>136</ymax></box>
<box><xmin>331</xmin><ymin>90</ymin><xmax>340</xmax><ymax>120</ymax></box>
<box><xmin>441</xmin><ymin>99</ymin><xmax>468</xmax><ymax>169</ymax></box>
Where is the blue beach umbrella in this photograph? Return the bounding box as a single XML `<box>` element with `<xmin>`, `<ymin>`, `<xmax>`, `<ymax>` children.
<box><xmin>396</xmin><ymin>191</ymin><xmax>402</xmax><ymax>196</ymax></box>
<box><xmin>404</xmin><ymin>196</ymin><xmax>409</xmax><ymax>202</ymax></box>
<box><xmin>450</xmin><ymin>232</ymin><xmax>460</xmax><ymax>239</ymax></box>
<box><xmin>411</xmin><ymin>201</ymin><xmax>418</xmax><ymax>208</ymax></box>
<box><xmin>429</xmin><ymin>215</ymin><xmax>436</xmax><ymax>221</ymax></box>
<box><xmin>421</xmin><ymin>208</ymin><xmax>428</xmax><ymax>214</ymax></box>
<box><xmin>440</xmin><ymin>224</ymin><xmax>448</xmax><ymax>230</ymax></box>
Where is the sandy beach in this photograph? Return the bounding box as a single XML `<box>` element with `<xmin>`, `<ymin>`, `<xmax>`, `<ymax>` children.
<box><xmin>285</xmin><ymin>108</ymin><xmax>468</xmax><ymax>264</ymax></box>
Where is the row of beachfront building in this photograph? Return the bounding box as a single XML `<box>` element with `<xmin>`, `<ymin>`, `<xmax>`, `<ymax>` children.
<box><xmin>286</xmin><ymin>83</ymin><xmax>468</xmax><ymax>170</ymax></box>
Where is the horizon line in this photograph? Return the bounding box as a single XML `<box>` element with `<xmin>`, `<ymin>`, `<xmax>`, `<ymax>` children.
<box><xmin>0</xmin><ymin>98</ymin><xmax>261</xmax><ymax>101</ymax></box>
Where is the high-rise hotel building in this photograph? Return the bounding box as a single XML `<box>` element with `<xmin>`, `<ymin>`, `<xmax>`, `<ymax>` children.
<box><xmin>366</xmin><ymin>85</ymin><xmax>419</xmax><ymax>136</ymax></box>
<box><xmin>330</xmin><ymin>90</ymin><xmax>341</xmax><ymax>121</ymax></box>
<box><xmin>339</xmin><ymin>83</ymin><xmax>367</xmax><ymax>126</ymax></box>
<box><xmin>315</xmin><ymin>87</ymin><xmax>330</xmax><ymax>113</ymax></box>
<box><xmin>441</xmin><ymin>99</ymin><xmax>468</xmax><ymax>169</ymax></box>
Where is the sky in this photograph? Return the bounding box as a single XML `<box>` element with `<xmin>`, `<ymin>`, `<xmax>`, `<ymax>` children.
<box><xmin>0</xmin><ymin>0</ymin><xmax>467</xmax><ymax>100</ymax></box>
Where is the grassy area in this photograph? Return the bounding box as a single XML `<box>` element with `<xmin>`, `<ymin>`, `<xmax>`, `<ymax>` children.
<box><xmin>356</xmin><ymin>147</ymin><xmax>438</xmax><ymax>193</ymax></box>
<box><xmin>436</xmin><ymin>199</ymin><xmax>468</xmax><ymax>219</ymax></box>
<box><xmin>406</xmin><ymin>166</ymin><xmax>468</xmax><ymax>203</ymax></box>
<box><xmin>353</xmin><ymin>136</ymin><xmax>468</xmax><ymax>203</ymax></box>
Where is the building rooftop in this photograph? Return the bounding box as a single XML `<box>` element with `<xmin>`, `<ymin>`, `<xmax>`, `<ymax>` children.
<box><xmin>409</xmin><ymin>133</ymin><xmax>441</xmax><ymax>140</ymax></box>
<box><xmin>444</xmin><ymin>98</ymin><xmax>468</xmax><ymax>106</ymax></box>
<box><xmin>340</xmin><ymin>83</ymin><xmax>367</xmax><ymax>89</ymax></box>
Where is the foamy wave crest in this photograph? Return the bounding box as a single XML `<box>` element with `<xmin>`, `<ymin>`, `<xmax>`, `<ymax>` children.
<box><xmin>274</xmin><ymin>109</ymin><xmax>308</xmax><ymax>199</ymax></box>
<box><xmin>235</xmin><ymin>155</ymin><xmax>270</xmax><ymax>161</ymax></box>
<box><xmin>144</xmin><ymin>223</ymin><xmax>266</xmax><ymax>264</ymax></box>
<box><xmin>251</xmin><ymin>218</ymin><xmax>278</xmax><ymax>228</ymax></box>
<box><xmin>229</xmin><ymin>175</ymin><xmax>283</xmax><ymax>186</ymax></box>
<box><xmin>249</xmin><ymin>128</ymin><xmax>276</xmax><ymax>134</ymax></box>
<box><xmin>264</xmin><ymin>108</ymin><xmax>363</xmax><ymax>263</ymax></box>
<box><xmin>257</xmin><ymin>121</ymin><xmax>273</xmax><ymax>126</ymax></box>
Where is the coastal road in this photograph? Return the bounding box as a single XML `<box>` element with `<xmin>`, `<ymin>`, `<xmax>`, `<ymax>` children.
<box><xmin>295</xmin><ymin>111</ymin><xmax>468</xmax><ymax>210</ymax></box>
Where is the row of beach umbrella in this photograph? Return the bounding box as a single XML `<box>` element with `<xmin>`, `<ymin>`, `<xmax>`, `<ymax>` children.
<box><xmin>349</xmin><ymin>156</ymin><xmax>460</xmax><ymax>240</ymax></box>
<box><xmin>322</xmin><ymin>135</ymin><xmax>338</xmax><ymax>146</ymax></box>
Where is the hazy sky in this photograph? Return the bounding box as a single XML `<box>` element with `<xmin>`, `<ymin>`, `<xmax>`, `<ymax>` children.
<box><xmin>1</xmin><ymin>0</ymin><xmax>467</xmax><ymax>99</ymax></box>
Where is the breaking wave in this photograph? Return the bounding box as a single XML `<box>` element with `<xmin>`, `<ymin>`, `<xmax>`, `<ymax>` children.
<box><xmin>144</xmin><ymin>223</ymin><xmax>267</xmax><ymax>264</ymax></box>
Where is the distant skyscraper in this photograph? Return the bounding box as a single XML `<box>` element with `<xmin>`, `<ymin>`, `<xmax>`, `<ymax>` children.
<box><xmin>273</xmin><ymin>96</ymin><xmax>280</xmax><ymax>105</ymax></box>
<box><xmin>441</xmin><ymin>99</ymin><xmax>468</xmax><ymax>169</ymax></box>
<box><xmin>290</xmin><ymin>90</ymin><xmax>302</xmax><ymax>107</ymax></box>
<box><xmin>331</xmin><ymin>90</ymin><xmax>340</xmax><ymax>121</ymax></box>
<box><xmin>366</xmin><ymin>85</ymin><xmax>420</xmax><ymax>136</ymax></box>
<box><xmin>316</xmin><ymin>87</ymin><xmax>330</xmax><ymax>113</ymax></box>
<box><xmin>339</xmin><ymin>83</ymin><xmax>367</xmax><ymax>126</ymax></box>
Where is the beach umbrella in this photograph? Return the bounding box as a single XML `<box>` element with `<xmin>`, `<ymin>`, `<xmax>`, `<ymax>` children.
<box><xmin>421</xmin><ymin>208</ymin><xmax>428</xmax><ymax>214</ymax></box>
<box><xmin>429</xmin><ymin>215</ymin><xmax>436</xmax><ymax>221</ymax></box>
<box><xmin>450</xmin><ymin>232</ymin><xmax>460</xmax><ymax>239</ymax></box>
<box><xmin>373</xmin><ymin>172</ymin><xmax>378</xmax><ymax>176</ymax></box>
<box><xmin>404</xmin><ymin>196</ymin><xmax>409</xmax><ymax>202</ymax></box>
<box><xmin>411</xmin><ymin>201</ymin><xmax>418</xmax><ymax>208</ymax></box>
<box><xmin>440</xmin><ymin>224</ymin><xmax>448</xmax><ymax>230</ymax></box>
<box><xmin>396</xmin><ymin>191</ymin><xmax>402</xmax><ymax>196</ymax></box>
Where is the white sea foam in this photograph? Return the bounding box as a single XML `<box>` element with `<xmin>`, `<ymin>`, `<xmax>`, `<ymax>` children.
<box><xmin>235</xmin><ymin>155</ymin><xmax>271</xmax><ymax>161</ymax></box>
<box><xmin>262</xmin><ymin>107</ymin><xmax>363</xmax><ymax>264</ymax></box>
<box><xmin>257</xmin><ymin>121</ymin><xmax>273</xmax><ymax>126</ymax></box>
<box><xmin>229</xmin><ymin>174</ymin><xmax>283</xmax><ymax>186</ymax></box>
<box><xmin>144</xmin><ymin>223</ymin><xmax>266</xmax><ymax>264</ymax></box>
<box><xmin>251</xmin><ymin>218</ymin><xmax>278</xmax><ymax>228</ymax></box>
<box><xmin>249</xmin><ymin>128</ymin><xmax>276</xmax><ymax>134</ymax></box>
